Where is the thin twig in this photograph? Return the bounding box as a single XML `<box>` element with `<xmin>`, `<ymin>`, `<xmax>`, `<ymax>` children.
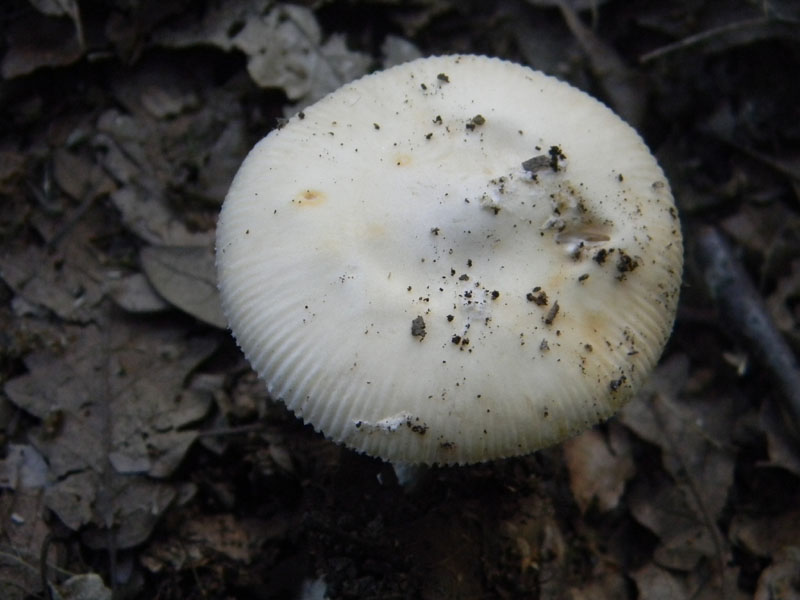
<box><xmin>553</xmin><ymin>0</ymin><xmax>645</xmax><ymax>128</ymax></box>
<box><xmin>40</xmin><ymin>534</ymin><xmax>53</xmax><ymax>600</ymax></box>
<box><xmin>196</xmin><ymin>422</ymin><xmax>268</xmax><ymax>438</ymax></box>
<box><xmin>640</xmin><ymin>16</ymin><xmax>800</xmax><ymax>63</ymax></box>
<box><xmin>695</xmin><ymin>226</ymin><xmax>800</xmax><ymax>442</ymax></box>
<box><xmin>0</xmin><ymin>548</ymin><xmax>73</xmax><ymax>577</ymax></box>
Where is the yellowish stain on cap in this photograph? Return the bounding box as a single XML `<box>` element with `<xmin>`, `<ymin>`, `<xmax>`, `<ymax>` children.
<box><xmin>394</xmin><ymin>154</ymin><xmax>412</xmax><ymax>167</ymax></box>
<box><xmin>293</xmin><ymin>189</ymin><xmax>327</xmax><ymax>207</ymax></box>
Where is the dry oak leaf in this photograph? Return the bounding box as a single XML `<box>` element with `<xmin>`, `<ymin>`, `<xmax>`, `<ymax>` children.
<box><xmin>563</xmin><ymin>425</ymin><xmax>634</xmax><ymax>514</ymax></box>
<box><xmin>4</xmin><ymin>320</ymin><xmax>217</xmax><ymax>480</ymax></box>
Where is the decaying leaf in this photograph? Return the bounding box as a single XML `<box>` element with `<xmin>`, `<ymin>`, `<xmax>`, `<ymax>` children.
<box><xmin>5</xmin><ymin>321</ymin><xmax>217</xmax><ymax>478</ymax></box>
<box><xmin>768</xmin><ymin>259</ymin><xmax>800</xmax><ymax>338</ymax></box>
<box><xmin>108</xmin><ymin>272</ymin><xmax>171</xmax><ymax>314</ymax></box>
<box><xmin>94</xmin><ymin>109</ymin><xmax>214</xmax><ymax>246</ymax></box>
<box><xmin>754</xmin><ymin>548</ymin><xmax>800</xmax><ymax>600</ymax></box>
<box><xmin>720</xmin><ymin>203</ymin><xmax>799</xmax><ymax>257</ymax></box>
<box><xmin>141</xmin><ymin>512</ymin><xmax>290</xmax><ymax>572</ymax></box>
<box><xmin>110</xmin><ymin>186</ymin><xmax>213</xmax><ymax>247</ymax></box>
<box><xmin>381</xmin><ymin>35</ymin><xmax>423</xmax><ymax>68</ymax></box>
<box><xmin>50</xmin><ymin>573</ymin><xmax>112</xmax><ymax>600</ymax></box>
<box><xmin>0</xmin><ymin>490</ymin><xmax>61</xmax><ymax>600</ymax></box>
<box><xmin>563</xmin><ymin>425</ymin><xmax>635</xmax><ymax>513</ymax></box>
<box><xmin>760</xmin><ymin>396</ymin><xmax>800</xmax><ymax>477</ymax></box>
<box><xmin>43</xmin><ymin>470</ymin><xmax>95</xmax><ymax>531</ymax></box>
<box><xmin>3</xmin><ymin>320</ymin><xmax>217</xmax><ymax>546</ymax></box>
<box><xmin>0</xmin><ymin>444</ymin><xmax>48</xmax><ymax>490</ymax></box>
<box><xmin>628</xmin><ymin>473</ymin><xmax>717</xmax><ymax>571</ymax></box>
<box><xmin>2</xmin><ymin>5</ymin><xmax>83</xmax><ymax>78</ymax></box>
<box><xmin>621</xmin><ymin>355</ymin><xmax>738</xmax><ymax>594</ymax></box>
<box><xmin>730</xmin><ymin>508</ymin><xmax>800</xmax><ymax>558</ymax></box>
<box><xmin>622</xmin><ymin>356</ymin><xmax>737</xmax><ymax>523</ymax></box>
<box><xmin>140</xmin><ymin>245</ymin><xmax>226</xmax><ymax>328</ymax></box>
<box><xmin>94</xmin><ymin>67</ymin><xmax>245</xmax><ymax>242</ymax></box>
<box><xmin>568</xmin><ymin>565</ymin><xmax>629</xmax><ymax>600</ymax></box>
<box><xmin>499</xmin><ymin>492</ymin><xmax>566</xmax><ymax>596</ymax></box>
<box><xmin>0</xmin><ymin>213</ymin><xmax>107</xmax><ymax>323</ymax></box>
<box><xmin>631</xmin><ymin>563</ymin><xmax>688</xmax><ymax>600</ymax></box>
<box><xmin>0</xmin><ymin>148</ymin><xmax>27</xmax><ymax>195</ymax></box>
<box><xmin>110</xmin><ymin>59</ymin><xmax>200</xmax><ymax>120</ymax></box>
<box><xmin>632</xmin><ymin>560</ymin><xmax>746</xmax><ymax>600</ymax></box>
<box><xmin>79</xmin><ymin>476</ymin><xmax>184</xmax><ymax>550</ymax></box>
<box><xmin>154</xmin><ymin>2</ymin><xmax>371</xmax><ymax>105</ymax></box>
<box><xmin>27</xmin><ymin>0</ymin><xmax>82</xmax><ymax>26</ymax></box>
<box><xmin>52</xmin><ymin>148</ymin><xmax>116</xmax><ymax>202</ymax></box>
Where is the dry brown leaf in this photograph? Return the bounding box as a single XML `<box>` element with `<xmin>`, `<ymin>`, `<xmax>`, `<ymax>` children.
<box><xmin>0</xmin><ymin>149</ymin><xmax>27</xmax><ymax>194</ymax></box>
<box><xmin>93</xmin><ymin>108</ymin><xmax>214</xmax><ymax>246</ymax></box>
<box><xmin>754</xmin><ymin>548</ymin><xmax>800</xmax><ymax>600</ymax></box>
<box><xmin>192</xmin><ymin>120</ymin><xmax>248</xmax><ymax>205</ymax></box>
<box><xmin>767</xmin><ymin>259</ymin><xmax>800</xmax><ymax>335</ymax></box>
<box><xmin>43</xmin><ymin>471</ymin><xmax>95</xmax><ymax>531</ymax></box>
<box><xmin>382</xmin><ymin>35</ymin><xmax>423</xmax><ymax>68</ymax></box>
<box><xmin>631</xmin><ymin>563</ymin><xmax>688</xmax><ymax>600</ymax></box>
<box><xmin>183</xmin><ymin>514</ymin><xmax>253</xmax><ymax>563</ymax></box>
<box><xmin>2</xmin><ymin>8</ymin><xmax>83</xmax><ymax>78</ymax></box>
<box><xmin>52</xmin><ymin>149</ymin><xmax>116</xmax><ymax>202</ymax></box>
<box><xmin>50</xmin><ymin>573</ymin><xmax>112</xmax><ymax>600</ymax></box>
<box><xmin>94</xmin><ymin>66</ymin><xmax>245</xmax><ymax>239</ymax></box>
<box><xmin>140</xmin><ymin>245</ymin><xmax>226</xmax><ymax>328</ymax></box>
<box><xmin>110</xmin><ymin>61</ymin><xmax>200</xmax><ymax>120</ymax></box>
<box><xmin>563</xmin><ymin>426</ymin><xmax>635</xmax><ymax>513</ymax></box>
<box><xmin>628</xmin><ymin>474</ymin><xmax>716</xmax><ymax>571</ymax></box>
<box><xmin>4</xmin><ymin>321</ymin><xmax>216</xmax><ymax>479</ymax></box>
<box><xmin>0</xmin><ymin>490</ymin><xmax>62</xmax><ymax>600</ymax></box>
<box><xmin>0</xmin><ymin>215</ymin><xmax>107</xmax><ymax>323</ymax></box>
<box><xmin>153</xmin><ymin>2</ymin><xmax>371</xmax><ymax>105</ymax></box>
<box><xmin>622</xmin><ymin>355</ymin><xmax>736</xmax><ymax>524</ymax></box>
<box><xmin>78</xmin><ymin>476</ymin><xmax>180</xmax><ymax>550</ymax></box>
<box><xmin>3</xmin><ymin>319</ymin><xmax>217</xmax><ymax>546</ymax></box>
<box><xmin>110</xmin><ymin>187</ymin><xmax>213</xmax><ymax>247</ymax></box>
<box><xmin>0</xmin><ymin>444</ymin><xmax>48</xmax><ymax>490</ymax></box>
<box><xmin>687</xmin><ymin>565</ymin><xmax>747</xmax><ymax>600</ymax></box>
<box><xmin>761</xmin><ymin>400</ymin><xmax>800</xmax><ymax>476</ymax></box>
<box><xmin>150</xmin><ymin>0</ymin><xmax>273</xmax><ymax>50</ymax></box>
<box><xmin>108</xmin><ymin>273</ymin><xmax>171</xmax><ymax>314</ymax></box>
<box><xmin>499</xmin><ymin>493</ymin><xmax>567</xmax><ymax>599</ymax></box>
<box><xmin>729</xmin><ymin>508</ymin><xmax>800</xmax><ymax>557</ymax></box>
<box><xmin>141</xmin><ymin>513</ymin><xmax>290</xmax><ymax>572</ymax></box>
<box><xmin>720</xmin><ymin>203</ymin><xmax>799</xmax><ymax>256</ymax></box>
<box><xmin>568</xmin><ymin>565</ymin><xmax>629</xmax><ymax>600</ymax></box>
<box><xmin>27</xmin><ymin>0</ymin><xmax>81</xmax><ymax>28</ymax></box>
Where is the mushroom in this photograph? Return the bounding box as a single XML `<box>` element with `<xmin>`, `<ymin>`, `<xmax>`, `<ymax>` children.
<box><xmin>216</xmin><ymin>55</ymin><xmax>683</xmax><ymax>465</ymax></box>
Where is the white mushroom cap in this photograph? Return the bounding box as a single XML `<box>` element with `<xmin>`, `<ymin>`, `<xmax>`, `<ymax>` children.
<box><xmin>216</xmin><ymin>55</ymin><xmax>683</xmax><ymax>465</ymax></box>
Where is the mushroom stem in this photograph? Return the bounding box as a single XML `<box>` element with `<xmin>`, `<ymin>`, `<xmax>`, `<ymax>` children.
<box><xmin>391</xmin><ymin>463</ymin><xmax>431</xmax><ymax>491</ymax></box>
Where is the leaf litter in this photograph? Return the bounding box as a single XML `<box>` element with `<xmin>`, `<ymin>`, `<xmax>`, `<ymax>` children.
<box><xmin>1</xmin><ymin>0</ymin><xmax>800</xmax><ymax>598</ymax></box>
<box><xmin>4</xmin><ymin>318</ymin><xmax>217</xmax><ymax>549</ymax></box>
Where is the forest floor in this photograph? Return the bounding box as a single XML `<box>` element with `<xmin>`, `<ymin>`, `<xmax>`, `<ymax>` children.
<box><xmin>2</xmin><ymin>1</ymin><xmax>800</xmax><ymax>599</ymax></box>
